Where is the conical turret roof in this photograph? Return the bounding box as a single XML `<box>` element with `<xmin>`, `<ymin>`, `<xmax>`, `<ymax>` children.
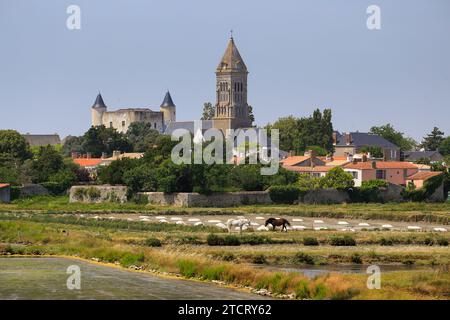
<box><xmin>92</xmin><ymin>93</ymin><xmax>107</xmax><ymax>108</ymax></box>
<box><xmin>216</xmin><ymin>37</ymin><xmax>247</xmax><ymax>73</ymax></box>
<box><xmin>160</xmin><ymin>91</ymin><xmax>175</xmax><ymax>107</ymax></box>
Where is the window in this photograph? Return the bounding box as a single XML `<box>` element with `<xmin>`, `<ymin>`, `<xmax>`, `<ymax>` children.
<box><xmin>350</xmin><ymin>171</ymin><xmax>359</xmax><ymax>179</ymax></box>
<box><xmin>311</xmin><ymin>173</ymin><xmax>321</xmax><ymax>178</ymax></box>
<box><xmin>154</xmin><ymin>123</ymin><xmax>156</xmax><ymax>129</ymax></box>
<box><xmin>109</xmin><ymin>122</ymin><xmax>113</xmax><ymax>128</ymax></box>
<box><xmin>122</xmin><ymin>121</ymin><xmax>125</xmax><ymax>127</ymax></box>
<box><xmin>376</xmin><ymin>170</ymin><xmax>386</xmax><ymax>180</ymax></box>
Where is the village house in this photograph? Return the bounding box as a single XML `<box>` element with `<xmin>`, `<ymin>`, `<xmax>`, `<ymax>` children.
<box><xmin>333</xmin><ymin>131</ymin><xmax>400</xmax><ymax>161</ymax></box>
<box><xmin>405</xmin><ymin>171</ymin><xmax>443</xmax><ymax>189</ymax></box>
<box><xmin>342</xmin><ymin>161</ymin><xmax>419</xmax><ymax>187</ymax></box>
<box><xmin>403</xmin><ymin>151</ymin><xmax>444</xmax><ymax>163</ymax></box>
<box><xmin>0</xmin><ymin>183</ymin><xmax>11</xmax><ymax>203</ymax></box>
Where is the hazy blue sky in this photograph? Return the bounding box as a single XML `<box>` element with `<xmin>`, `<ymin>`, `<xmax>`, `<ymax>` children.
<box><xmin>0</xmin><ymin>0</ymin><xmax>449</xmax><ymax>140</ymax></box>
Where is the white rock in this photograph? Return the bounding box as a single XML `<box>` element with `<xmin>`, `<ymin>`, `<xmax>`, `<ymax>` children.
<box><xmin>93</xmin><ymin>216</ymin><xmax>100</xmax><ymax>219</ymax></box>
<box><xmin>314</xmin><ymin>220</ymin><xmax>324</xmax><ymax>224</ymax></box>
<box><xmin>188</xmin><ymin>218</ymin><xmax>200</xmax><ymax>222</ymax></box>
<box><xmin>159</xmin><ymin>219</ymin><xmax>168</xmax><ymax>223</ymax></box>
<box><xmin>207</xmin><ymin>220</ymin><xmax>222</xmax><ymax>223</ymax></box>
<box><xmin>358</xmin><ymin>223</ymin><xmax>370</xmax><ymax>227</ymax></box>
<box><xmin>292</xmin><ymin>218</ymin><xmax>303</xmax><ymax>222</ymax></box>
<box><xmin>250</xmin><ymin>222</ymin><xmax>260</xmax><ymax>226</ymax></box>
<box><xmin>382</xmin><ymin>224</ymin><xmax>393</xmax><ymax>228</ymax></box>
<box><xmin>155</xmin><ymin>216</ymin><xmax>166</xmax><ymax>219</ymax></box>
<box><xmin>194</xmin><ymin>221</ymin><xmax>204</xmax><ymax>226</ymax></box>
<box><xmin>338</xmin><ymin>221</ymin><xmax>348</xmax><ymax>225</ymax></box>
<box><xmin>433</xmin><ymin>227</ymin><xmax>448</xmax><ymax>232</ymax></box>
<box><xmin>255</xmin><ymin>217</ymin><xmax>265</xmax><ymax>220</ymax></box>
<box><xmin>126</xmin><ymin>218</ymin><xmax>134</xmax><ymax>221</ymax></box>
<box><xmin>108</xmin><ymin>217</ymin><xmax>116</xmax><ymax>220</ymax></box>
<box><xmin>140</xmin><ymin>218</ymin><xmax>150</xmax><ymax>222</ymax></box>
<box><xmin>139</xmin><ymin>216</ymin><xmax>149</xmax><ymax>219</ymax></box>
<box><xmin>176</xmin><ymin>221</ymin><xmax>186</xmax><ymax>225</ymax></box>
<box><xmin>170</xmin><ymin>217</ymin><xmax>183</xmax><ymax>221</ymax></box>
<box><xmin>257</xmin><ymin>225</ymin><xmax>269</xmax><ymax>231</ymax></box>
<box><xmin>407</xmin><ymin>226</ymin><xmax>421</xmax><ymax>230</ymax></box>
<box><xmin>216</xmin><ymin>223</ymin><xmax>227</xmax><ymax>229</ymax></box>
<box><xmin>314</xmin><ymin>227</ymin><xmax>327</xmax><ymax>231</ymax></box>
<box><xmin>292</xmin><ymin>225</ymin><xmax>306</xmax><ymax>230</ymax></box>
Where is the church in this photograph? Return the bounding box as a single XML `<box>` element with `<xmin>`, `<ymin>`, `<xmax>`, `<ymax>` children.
<box><xmin>90</xmin><ymin>36</ymin><xmax>253</xmax><ymax>135</ymax></box>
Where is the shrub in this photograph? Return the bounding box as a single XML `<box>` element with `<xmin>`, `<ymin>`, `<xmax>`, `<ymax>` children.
<box><xmin>303</xmin><ymin>236</ymin><xmax>319</xmax><ymax>246</ymax></box>
<box><xmin>424</xmin><ymin>237</ymin><xmax>435</xmax><ymax>246</ymax></box>
<box><xmin>73</xmin><ymin>188</ymin><xmax>86</xmax><ymax>200</ymax></box>
<box><xmin>252</xmin><ymin>254</ymin><xmax>267</xmax><ymax>264</ymax></box>
<box><xmin>240</xmin><ymin>235</ymin><xmax>270</xmax><ymax>245</ymax></box>
<box><xmin>207</xmin><ymin>234</ymin><xmax>241</xmax><ymax>246</ymax></box>
<box><xmin>295</xmin><ymin>280</ymin><xmax>311</xmax><ymax>299</ymax></box>
<box><xmin>330</xmin><ymin>235</ymin><xmax>356</xmax><ymax>246</ymax></box>
<box><xmin>177</xmin><ymin>236</ymin><xmax>201</xmax><ymax>245</ymax></box>
<box><xmin>294</xmin><ymin>252</ymin><xmax>315</xmax><ymax>265</ymax></box>
<box><xmin>144</xmin><ymin>237</ymin><xmax>162</xmax><ymax>247</ymax></box>
<box><xmin>379</xmin><ymin>237</ymin><xmax>394</xmax><ymax>246</ymax></box>
<box><xmin>202</xmin><ymin>265</ymin><xmax>226</xmax><ymax>280</ymax></box>
<box><xmin>178</xmin><ymin>259</ymin><xmax>198</xmax><ymax>278</ymax></box>
<box><xmin>437</xmin><ymin>238</ymin><xmax>449</xmax><ymax>246</ymax></box>
<box><xmin>268</xmin><ymin>185</ymin><xmax>300</xmax><ymax>204</ymax></box>
<box><xmin>40</xmin><ymin>182</ymin><xmax>68</xmax><ymax>196</ymax></box>
<box><xmin>119</xmin><ymin>252</ymin><xmax>145</xmax><ymax>267</ymax></box>
<box><xmin>350</xmin><ymin>253</ymin><xmax>363</xmax><ymax>264</ymax></box>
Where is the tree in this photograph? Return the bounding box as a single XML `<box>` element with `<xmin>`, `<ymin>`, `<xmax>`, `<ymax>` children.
<box><xmin>266</xmin><ymin>109</ymin><xmax>334</xmax><ymax>155</ymax></box>
<box><xmin>97</xmin><ymin>158</ymin><xmax>139</xmax><ymax>185</ymax></box>
<box><xmin>438</xmin><ymin>136</ymin><xmax>450</xmax><ymax>156</ymax></box>
<box><xmin>0</xmin><ymin>130</ymin><xmax>32</xmax><ymax>162</ymax></box>
<box><xmin>420</xmin><ymin>127</ymin><xmax>445</xmax><ymax>151</ymax></box>
<box><xmin>369</xmin><ymin>124</ymin><xmax>416</xmax><ymax>151</ymax></box>
<box><xmin>126</xmin><ymin>122</ymin><xmax>161</xmax><ymax>152</ymax></box>
<box><xmin>61</xmin><ymin>136</ymin><xmax>84</xmax><ymax>156</ymax></box>
<box><xmin>201</xmin><ymin>102</ymin><xmax>215</xmax><ymax>120</ymax></box>
<box><xmin>248</xmin><ymin>105</ymin><xmax>255</xmax><ymax>124</ymax></box>
<box><xmin>319</xmin><ymin>167</ymin><xmax>354</xmax><ymax>189</ymax></box>
<box><xmin>359</xmin><ymin>145</ymin><xmax>384</xmax><ymax>158</ymax></box>
<box><xmin>81</xmin><ymin>125</ymin><xmax>132</xmax><ymax>157</ymax></box>
<box><xmin>31</xmin><ymin>145</ymin><xmax>65</xmax><ymax>183</ymax></box>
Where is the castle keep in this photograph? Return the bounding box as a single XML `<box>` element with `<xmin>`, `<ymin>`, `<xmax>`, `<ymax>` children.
<box><xmin>91</xmin><ymin>91</ymin><xmax>176</xmax><ymax>133</ymax></box>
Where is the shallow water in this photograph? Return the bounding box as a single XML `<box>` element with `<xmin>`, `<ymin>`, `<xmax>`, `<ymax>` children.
<box><xmin>0</xmin><ymin>257</ymin><xmax>267</xmax><ymax>300</ymax></box>
<box><xmin>253</xmin><ymin>264</ymin><xmax>434</xmax><ymax>278</ymax></box>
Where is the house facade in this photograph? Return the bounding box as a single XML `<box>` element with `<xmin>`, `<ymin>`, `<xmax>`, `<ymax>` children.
<box><xmin>333</xmin><ymin>131</ymin><xmax>400</xmax><ymax>161</ymax></box>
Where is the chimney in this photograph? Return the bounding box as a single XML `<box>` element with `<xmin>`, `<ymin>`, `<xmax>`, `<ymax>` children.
<box><xmin>362</xmin><ymin>154</ymin><xmax>368</xmax><ymax>162</ymax></box>
<box><xmin>113</xmin><ymin>150</ymin><xmax>121</xmax><ymax>158</ymax></box>
<box><xmin>346</xmin><ymin>153</ymin><xmax>353</xmax><ymax>163</ymax></box>
<box><xmin>345</xmin><ymin>132</ymin><xmax>352</xmax><ymax>145</ymax></box>
<box><xmin>332</xmin><ymin>132</ymin><xmax>337</xmax><ymax>145</ymax></box>
<box><xmin>101</xmin><ymin>152</ymin><xmax>107</xmax><ymax>159</ymax></box>
<box><xmin>371</xmin><ymin>161</ymin><xmax>377</xmax><ymax>169</ymax></box>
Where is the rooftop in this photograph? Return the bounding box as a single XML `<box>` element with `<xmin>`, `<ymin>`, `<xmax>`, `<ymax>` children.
<box><xmin>406</xmin><ymin>171</ymin><xmax>443</xmax><ymax>181</ymax></box>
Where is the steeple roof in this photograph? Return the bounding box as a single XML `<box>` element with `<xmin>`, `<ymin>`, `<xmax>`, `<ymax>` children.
<box><xmin>160</xmin><ymin>91</ymin><xmax>175</xmax><ymax>107</ymax></box>
<box><xmin>92</xmin><ymin>93</ymin><xmax>107</xmax><ymax>108</ymax></box>
<box><xmin>216</xmin><ymin>37</ymin><xmax>248</xmax><ymax>73</ymax></box>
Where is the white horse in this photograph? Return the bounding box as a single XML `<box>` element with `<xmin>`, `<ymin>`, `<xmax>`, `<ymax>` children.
<box><xmin>226</xmin><ymin>218</ymin><xmax>251</xmax><ymax>234</ymax></box>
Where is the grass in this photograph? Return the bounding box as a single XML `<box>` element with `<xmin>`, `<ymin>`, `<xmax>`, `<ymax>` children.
<box><xmin>0</xmin><ymin>214</ymin><xmax>449</xmax><ymax>299</ymax></box>
<box><xmin>1</xmin><ymin>195</ymin><xmax>450</xmax><ymax>224</ymax></box>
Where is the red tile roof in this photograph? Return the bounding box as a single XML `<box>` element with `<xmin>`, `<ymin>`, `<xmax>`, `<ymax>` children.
<box><xmin>283</xmin><ymin>165</ymin><xmax>334</xmax><ymax>173</ymax></box>
<box><xmin>73</xmin><ymin>158</ymin><xmax>103</xmax><ymax>167</ymax></box>
<box><xmin>406</xmin><ymin>171</ymin><xmax>443</xmax><ymax>181</ymax></box>
<box><xmin>0</xmin><ymin>183</ymin><xmax>10</xmax><ymax>189</ymax></box>
<box><xmin>280</xmin><ymin>156</ymin><xmax>309</xmax><ymax>166</ymax></box>
<box><xmin>343</xmin><ymin>161</ymin><xmax>418</xmax><ymax>170</ymax></box>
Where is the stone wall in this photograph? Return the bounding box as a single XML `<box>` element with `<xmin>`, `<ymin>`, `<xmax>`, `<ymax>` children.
<box><xmin>378</xmin><ymin>183</ymin><xmax>404</xmax><ymax>202</ymax></box>
<box><xmin>20</xmin><ymin>184</ymin><xmax>49</xmax><ymax>198</ymax></box>
<box><xmin>69</xmin><ymin>185</ymin><xmax>128</xmax><ymax>203</ymax></box>
<box><xmin>138</xmin><ymin>191</ymin><xmax>272</xmax><ymax>207</ymax></box>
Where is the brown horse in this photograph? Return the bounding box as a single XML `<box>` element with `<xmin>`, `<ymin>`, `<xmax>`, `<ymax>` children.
<box><xmin>265</xmin><ymin>218</ymin><xmax>291</xmax><ymax>232</ymax></box>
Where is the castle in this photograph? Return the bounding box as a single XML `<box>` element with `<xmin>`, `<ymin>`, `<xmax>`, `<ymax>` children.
<box><xmin>91</xmin><ymin>36</ymin><xmax>252</xmax><ymax>134</ymax></box>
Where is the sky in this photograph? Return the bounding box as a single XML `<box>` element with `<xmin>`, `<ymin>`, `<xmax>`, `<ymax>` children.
<box><xmin>0</xmin><ymin>0</ymin><xmax>449</xmax><ymax>141</ymax></box>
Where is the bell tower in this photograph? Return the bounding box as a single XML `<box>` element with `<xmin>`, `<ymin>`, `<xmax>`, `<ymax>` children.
<box><xmin>213</xmin><ymin>35</ymin><xmax>252</xmax><ymax>132</ymax></box>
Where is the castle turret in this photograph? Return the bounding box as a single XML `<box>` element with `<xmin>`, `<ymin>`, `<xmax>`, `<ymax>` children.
<box><xmin>91</xmin><ymin>92</ymin><xmax>107</xmax><ymax>127</ymax></box>
<box><xmin>160</xmin><ymin>91</ymin><xmax>176</xmax><ymax>125</ymax></box>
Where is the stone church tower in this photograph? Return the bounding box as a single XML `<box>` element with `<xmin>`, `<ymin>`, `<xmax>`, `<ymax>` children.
<box><xmin>213</xmin><ymin>36</ymin><xmax>252</xmax><ymax>132</ymax></box>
